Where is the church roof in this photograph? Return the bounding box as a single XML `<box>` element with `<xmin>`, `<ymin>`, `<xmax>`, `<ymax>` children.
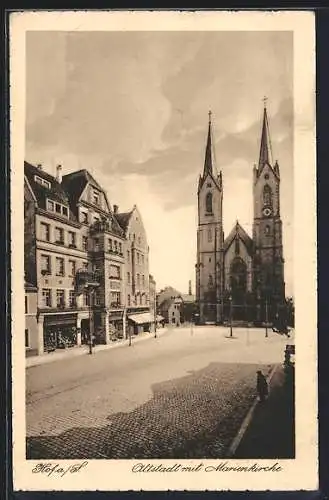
<box><xmin>224</xmin><ymin>221</ymin><xmax>253</xmax><ymax>255</ymax></box>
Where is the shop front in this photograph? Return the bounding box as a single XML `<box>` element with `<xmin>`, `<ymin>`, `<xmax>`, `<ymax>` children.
<box><xmin>127</xmin><ymin>312</ymin><xmax>154</xmax><ymax>335</ymax></box>
<box><xmin>109</xmin><ymin>312</ymin><xmax>124</xmax><ymax>340</ymax></box>
<box><xmin>43</xmin><ymin>313</ymin><xmax>78</xmax><ymax>352</ymax></box>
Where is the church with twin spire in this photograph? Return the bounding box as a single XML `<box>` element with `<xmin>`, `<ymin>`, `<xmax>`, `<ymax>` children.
<box><xmin>195</xmin><ymin>103</ymin><xmax>286</xmax><ymax>325</ymax></box>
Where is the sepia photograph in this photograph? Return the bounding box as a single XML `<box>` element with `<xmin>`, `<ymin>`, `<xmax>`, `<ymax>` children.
<box><xmin>10</xmin><ymin>10</ymin><xmax>317</xmax><ymax>492</ymax></box>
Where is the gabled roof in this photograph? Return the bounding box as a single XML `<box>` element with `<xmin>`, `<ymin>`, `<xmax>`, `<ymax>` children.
<box><xmin>115</xmin><ymin>211</ymin><xmax>133</xmax><ymax>233</ymax></box>
<box><xmin>224</xmin><ymin>221</ymin><xmax>253</xmax><ymax>255</ymax></box>
<box><xmin>62</xmin><ymin>169</ymin><xmax>104</xmax><ymax>207</ymax></box>
<box><xmin>180</xmin><ymin>294</ymin><xmax>195</xmax><ymax>303</ymax></box>
<box><xmin>24</xmin><ymin>162</ymin><xmax>77</xmax><ymax>222</ymax></box>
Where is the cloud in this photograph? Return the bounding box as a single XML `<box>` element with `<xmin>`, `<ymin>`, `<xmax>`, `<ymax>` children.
<box><xmin>25</xmin><ymin>30</ymin><xmax>294</xmax><ymax>296</ymax></box>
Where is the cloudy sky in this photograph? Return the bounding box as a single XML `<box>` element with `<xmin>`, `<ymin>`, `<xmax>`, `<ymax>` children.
<box><xmin>25</xmin><ymin>30</ymin><xmax>293</xmax><ymax>296</ymax></box>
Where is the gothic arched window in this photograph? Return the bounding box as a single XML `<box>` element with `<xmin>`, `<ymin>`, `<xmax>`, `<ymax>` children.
<box><xmin>265</xmin><ymin>225</ymin><xmax>270</xmax><ymax>236</ymax></box>
<box><xmin>208</xmin><ymin>228</ymin><xmax>212</xmax><ymax>242</ymax></box>
<box><xmin>230</xmin><ymin>257</ymin><xmax>247</xmax><ymax>298</ymax></box>
<box><xmin>208</xmin><ymin>274</ymin><xmax>214</xmax><ymax>287</ymax></box>
<box><xmin>206</xmin><ymin>192</ymin><xmax>213</xmax><ymax>213</ymax></box>
<box><xmin>263</xmin><ymin>184</ymin><xmax>272</xmax><ymax>206</ymax></box>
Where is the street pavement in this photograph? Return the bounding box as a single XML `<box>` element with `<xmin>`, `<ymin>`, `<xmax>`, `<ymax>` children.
<box><xmin>26</xmin><ymin>325</ymin><xmax>293</xmax><ymax>459</ymax></box>
<box><xmin>234</xmin><ymin>363</ymin><xmax>295</xmax><ymax>458</ymax></box>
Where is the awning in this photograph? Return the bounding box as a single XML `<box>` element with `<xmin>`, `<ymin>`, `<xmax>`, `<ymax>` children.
<box><xmin>156</xmin><ymin>315</ymin><xmax>165</xmax><ymax>321</ymax></box>
<box><xmin>128</xmin><ymin>312</ymin><xmax>154</xmax><ymax>325</ymax></box>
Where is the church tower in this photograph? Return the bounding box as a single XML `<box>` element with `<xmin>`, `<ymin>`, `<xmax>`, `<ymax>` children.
<box><xmin>252</xmin><ymin>101</ymin><xmax>285</xmax><ymax>320</ymax></box>
<box><xmin>196</xmin><ymin>112</ymin><xmax>224</xmax><ymax>324</ymax></box>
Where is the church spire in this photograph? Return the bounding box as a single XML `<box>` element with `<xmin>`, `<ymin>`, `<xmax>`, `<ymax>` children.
<box><xmin>258</xmin><ymin>97</ymin><xmax>273</xmax><ymax>170</ymax></box>
<box><xmin>203</xmin><ymin>110</ymin><xmax>214</xmax><ymax>177</ymax></box>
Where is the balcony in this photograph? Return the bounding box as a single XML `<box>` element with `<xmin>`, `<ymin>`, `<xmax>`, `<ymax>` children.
<box><xmin>90</xmin><ymin>219</ymin><xmax>112</xmax><ymax>234</ymax></box>
<box><xmin>110</xmin><ymin>302</ymin><xmax>123</xmax><ymax>310</ymax></box>
<box><xmin>68</xmin><ymin>243</ymin><xmax>77</xmax><ymax>249</ymax></box>
<box><xmin>41</xmin><ymin>269</ymin><xmax>51</xmax><ymax>276</ymax></box>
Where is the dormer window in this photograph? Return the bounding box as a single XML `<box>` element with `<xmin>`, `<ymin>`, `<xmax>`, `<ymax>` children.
<box><xmin>47</xmin><ymin>199</ymin><xmax>69</xmax><ymax>218</ymax></box>
<box><xmin>93</xmin><ymin>190</ymin><xmax>100</xmax><ymax>206</ymax></box>
<box><xmin>47</xmin><ymin>200</ymin><xmax>54</xmax><ymax>212</ymax></box>
<box><xmin>34</xmin><ymin>175</ymin><xmax>51</xmax><ymax>189</ymax></box>
<box><xmin>80</xmin><ymin>211</ymin><xmax>88</xmax><ymax>224</ymax></box>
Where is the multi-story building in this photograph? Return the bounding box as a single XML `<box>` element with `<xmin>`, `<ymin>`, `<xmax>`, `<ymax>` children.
<box><xmin>115</xmin><ymin>206</ymin><xmax>155</xmax><ymax>335</ymax></box>
<box><xmin>24</xmin><ymin>161</ymin><xmax>155</xmax><ymax>354</ymax></box>
<box><xmin>25</xmin><ymin>281</ymin><xmax>38</xmax><ymax>355</ymax></box>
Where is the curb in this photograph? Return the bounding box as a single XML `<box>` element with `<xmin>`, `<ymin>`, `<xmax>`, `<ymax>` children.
<box><xmin>227</xmin><ymin>363</ymin><xmax>278</xmax><ymax>457</ymax></box>
<box><xmin>26</xmin><ymin>328</ymin><xmax>169</xmax><ymax>368</ymax></box>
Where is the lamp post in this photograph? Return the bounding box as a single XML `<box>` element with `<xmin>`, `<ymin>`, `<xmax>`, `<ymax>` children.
<box><xmin>88</xmin><ymin>286</ymin><xmax>95</xmax><ymax>355</ymax></box>
<box><xmin>229</xmin><ymin>294</ymin><xmax>233</xmax><ymax>338</ymax></box>
<box><xmin>154</xmin><ymin>302</ymin><xmax>157</xmax><ymax>339</ymax></box>
<box><xmin>265</xmin><ymin>296</ymin><xmax>269</xmax><ymax>338</ymax></box>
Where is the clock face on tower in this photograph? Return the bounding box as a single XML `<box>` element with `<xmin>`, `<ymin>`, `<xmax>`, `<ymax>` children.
<box><xmin>262</xmin><ymin>207</ymin><xmax>272</xmax><ymax>217</ymax></box>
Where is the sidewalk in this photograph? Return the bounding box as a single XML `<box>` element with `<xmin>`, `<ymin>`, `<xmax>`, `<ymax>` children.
<box><xmin>232</xmin><ymin>362</ymin><xmax>295</xmax><ymax>458</ymax></box>
<box><xmin>26</xmin><ymin>327</ymin><xmax>169</xmax><ymax>368</ymax></box>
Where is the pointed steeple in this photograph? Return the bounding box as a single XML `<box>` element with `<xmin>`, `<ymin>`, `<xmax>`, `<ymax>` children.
<box><xmin>203</xmin><ymin>110</ymin><xmax>214</xmax><ymax>177</ymax></box>
<box><xmin>258</xmin><ymin>98</ymin><xmax>273</xmax><ymax>170</ymax></box>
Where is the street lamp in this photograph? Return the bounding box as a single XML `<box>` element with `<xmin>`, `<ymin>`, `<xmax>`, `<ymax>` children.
<box><xmin>87</xmin><ymin>286</ymin><xmax>96</xmax><ymax>355</ymax></box>
<box><xmin>154</xmin><ymin>303</ymin><xmax>157</xmax><ymax>339</ymax></box>
<box><xmin>265</xmin><ymin>295</ymin><xmax>269</xmax><ymax>338</ymax></box>
<box><xmin>229</xmin><ymin>294</ymin><xmax>233</xmax><ymax>338</ymax></box>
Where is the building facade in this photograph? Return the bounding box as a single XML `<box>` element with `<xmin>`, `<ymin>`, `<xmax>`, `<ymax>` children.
<box><xmin>24</xmin><ymin>162</ymin><xmax>155</xmax><ymax>354</ymax></box>
<box><xmin>196</xmin><ymin>104</ymin><xmax>286</xmax><ymax>325</ymax></box>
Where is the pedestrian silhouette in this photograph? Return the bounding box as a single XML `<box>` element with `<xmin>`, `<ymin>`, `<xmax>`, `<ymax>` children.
<box><xmin>256</xmin><ymin>370</ymin><xmax>269</xmax><ymax>402</ymax></box>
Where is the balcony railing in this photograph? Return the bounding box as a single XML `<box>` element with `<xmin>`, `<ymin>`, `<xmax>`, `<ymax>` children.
<box><xmin>90</xmin><ymin>219</ymin><xmax>112</xmax><ymax>234</ymax></box>
<box><xmin>110</xmin><ymin>302</ymin><xmax>123</xmax><ymax>309</ymax></box>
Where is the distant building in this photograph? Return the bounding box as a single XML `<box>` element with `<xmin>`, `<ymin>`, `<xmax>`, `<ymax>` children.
<box><xmin>156</xmin><ymin>286</ymin><xmax>182</xmax><ymax>309</ymax></box>
<box><xmin>24</xmin><ymin>161</ymin><xmax>155</xmax><ymax>354</ymax></box>
<box><xmin>180</xmin><ymin>293</ymin><xmax>196</xmax><ymax>323</ymax></box>
<box><xmin>159</xmin><ymin>296</ymin><xmax>183</xmax><ymax>327</ymax></box>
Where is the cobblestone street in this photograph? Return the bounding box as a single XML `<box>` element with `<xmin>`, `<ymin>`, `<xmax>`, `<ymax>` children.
<box><xmin>26</xmin><ymin>326</ymin><xmax>292</xmax><ymax>459</ymax></box>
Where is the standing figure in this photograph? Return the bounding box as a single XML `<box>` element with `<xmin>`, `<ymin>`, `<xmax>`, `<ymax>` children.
<box><xmin>256</xmin><ymin>370</ymin><xmax>269</xmax><ymax>402</ymax></box>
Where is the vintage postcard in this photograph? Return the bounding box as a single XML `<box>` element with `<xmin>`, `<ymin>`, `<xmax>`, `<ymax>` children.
<box><xmin>10</xmin><ymin>10</ymin><xmax>317</xmax><ymax>491</ymax></box>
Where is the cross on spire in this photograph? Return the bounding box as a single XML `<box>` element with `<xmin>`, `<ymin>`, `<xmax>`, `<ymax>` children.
<box><xmin>208</xmin><ymin>109</ymin><xmax>212</xmax><ymax>124</ymax></box>
<box><xmin>263</xmin><ymin>96</ymin><xmax>268</xmax><ymax>109</ymax></box>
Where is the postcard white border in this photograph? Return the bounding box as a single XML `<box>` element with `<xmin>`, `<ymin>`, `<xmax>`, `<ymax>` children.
<box><xmin>10</xmin><ymin>10</ymin><xmax>317</xmax><ymax>491</ymax></box>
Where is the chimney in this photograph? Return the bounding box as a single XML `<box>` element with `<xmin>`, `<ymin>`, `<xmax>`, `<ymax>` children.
<box><xmin>188</xmin><ymin>280</ymin><xmax>192</xmax><ymax>296</ymax></box>
<box><xmin>56</xmin><ymin>164</ymin><xmax>63</xmax><ymax>183</ymax></box>
<box><xmin>113</xmin><ymin>204</ymin><xmax>118</xmax><ymax>214</ymax></box>
<box><xmin>37</xmin><ymin>164</ymin><xmax>42</xmax><ymax>170</ymax></box>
